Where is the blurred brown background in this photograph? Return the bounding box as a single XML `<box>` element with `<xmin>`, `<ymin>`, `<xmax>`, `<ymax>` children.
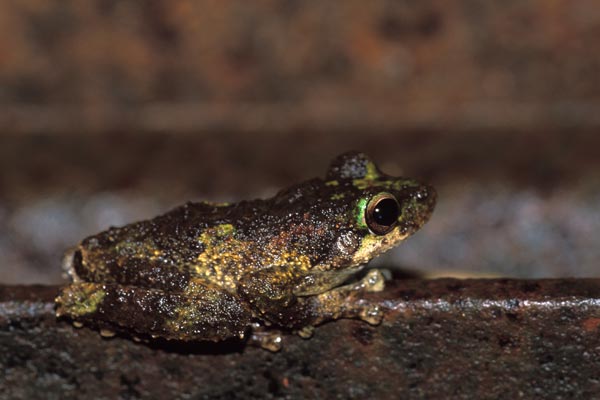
<box><xmin>0</xmin><ymin>0</ymin><xmax>599</xmax><ymax>284</ymax></box>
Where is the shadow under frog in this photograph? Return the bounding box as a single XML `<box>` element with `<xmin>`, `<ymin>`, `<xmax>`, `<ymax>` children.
<box><xmin>56</xmin><ymin>152</ymin><xmax>436</xmax><ymax>351</ymax></box>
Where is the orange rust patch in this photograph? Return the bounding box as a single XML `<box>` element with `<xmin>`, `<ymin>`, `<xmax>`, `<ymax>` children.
<box><xmin>582</xmin><ymin>317</ymin><xmax>600</xmax><ymax>332</ymax></box>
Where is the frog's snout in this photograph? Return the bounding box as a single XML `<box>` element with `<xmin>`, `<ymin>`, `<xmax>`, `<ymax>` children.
<box><xmin>414</xmin><ymin>184</ymin><xmax>437</xmax><ymax>215</ymax></box>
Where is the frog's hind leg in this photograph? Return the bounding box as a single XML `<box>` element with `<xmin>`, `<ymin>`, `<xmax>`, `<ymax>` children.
<box><xmin>56</xmin><ymin>282</ymin><xmax>252</xmax><ymax>342</ymax></box>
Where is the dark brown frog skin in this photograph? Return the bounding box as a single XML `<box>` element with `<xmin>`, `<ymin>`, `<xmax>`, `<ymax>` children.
<box><xmin>56</xmin><ymin>152</ymin><xmax>436</xmax><ymax>350</ymax></box>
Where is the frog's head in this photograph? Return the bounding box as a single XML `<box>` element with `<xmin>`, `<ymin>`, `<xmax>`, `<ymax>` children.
<box><xmin>318</xmin><ymin>151</ymin><xmax>437</xmax><ymax>269</ymax></box>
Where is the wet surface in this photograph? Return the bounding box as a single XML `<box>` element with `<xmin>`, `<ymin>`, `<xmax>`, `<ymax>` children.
<box><xmin>2</xmin><ymin>279</ymin><xmax>600</xmax><ymax>399</ymax></box>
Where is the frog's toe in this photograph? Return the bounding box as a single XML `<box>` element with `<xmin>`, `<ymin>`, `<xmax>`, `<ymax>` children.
<box><xmin>249</xmin><ymin>328</ymin><xmax>284</xmax><ymax>352</ymax></box>
<box><xmin>100</xmin><ymin>328</ymin><xmax>116</xmax><ymax>338</ymax></box>
<box><xmin>362</xmin><ymin>269</ymin><xmax>385</xmax><ymax>293</ymax></box>
<box><xmin>296</xmin><ymin>325</ymin><xmax>315</xmax><ymax>339</ymax></box>
<box><xmin>359</xmin><ymin>303</ymin><xmax>384</xmax><ymax>325</ymax></box>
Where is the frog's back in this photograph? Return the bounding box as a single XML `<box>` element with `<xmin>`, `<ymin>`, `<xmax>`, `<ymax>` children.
<box><xmin>66</xmin><ymin>200</ymin><xmax>268</xmax><ymax>293</ymax></box>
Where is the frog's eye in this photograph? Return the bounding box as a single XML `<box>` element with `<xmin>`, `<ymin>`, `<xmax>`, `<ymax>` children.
<box><xmin>366</xmin><ymin>193</ymin><xmax>400</xmax><ymax>235</ymax></box>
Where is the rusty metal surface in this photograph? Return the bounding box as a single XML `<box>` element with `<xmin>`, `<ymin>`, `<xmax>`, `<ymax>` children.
<box><xmin>2</xmin><ymin>279</ymin><xmax>600</xmax><ymax>399</ymax></box>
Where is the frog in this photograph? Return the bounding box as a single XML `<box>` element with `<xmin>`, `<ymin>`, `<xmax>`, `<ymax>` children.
<box><xmin>55</xmin><ymin>151</ymin><xmax>436</xmax><ymax>351</ymax></box>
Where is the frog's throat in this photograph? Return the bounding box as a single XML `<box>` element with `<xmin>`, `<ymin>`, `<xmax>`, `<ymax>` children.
<box><xmin>351</xmin><ymin>231</ymin><xmax>409</xmax><ymax>266</ymax></box>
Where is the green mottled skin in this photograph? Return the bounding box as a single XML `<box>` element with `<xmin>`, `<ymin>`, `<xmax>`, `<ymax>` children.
<box><xmin>56</xmin><ymin>152</ymin><xmax>436</xmax><ymax>350</ymax></box>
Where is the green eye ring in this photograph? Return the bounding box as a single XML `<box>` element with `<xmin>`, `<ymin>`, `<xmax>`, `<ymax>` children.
<box><xmin>365</xmin><ymin>192</ymin><xmax>400</xmax><ymax>235</ymax></box>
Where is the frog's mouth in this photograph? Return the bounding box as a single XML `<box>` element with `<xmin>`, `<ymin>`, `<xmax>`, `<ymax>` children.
<box><xmin>350</xmin><ymin>231</ymin><xmax>411</xmax><ymax>266</ymax></box>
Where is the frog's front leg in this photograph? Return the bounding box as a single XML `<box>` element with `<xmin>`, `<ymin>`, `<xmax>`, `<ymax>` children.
<box><xmin>241</xmin><ymin>268</ymin><xmax>385</xmax><ymax>331</ymax></box>
<box><xmin>56</xmin><ymin>281</ymin><xmax>252</xmax><ymax>342</ymax></box>
<box><xmin>294</xmin><ymin>269</ymin><xmax>386</xmax><ymax>327</ymax></box>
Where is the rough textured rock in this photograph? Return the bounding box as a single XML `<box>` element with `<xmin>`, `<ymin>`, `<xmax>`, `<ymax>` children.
<box><xmin>2</xmin><ymin>279</ymin><xmax>600</xmax><ymax>399</ymax></box>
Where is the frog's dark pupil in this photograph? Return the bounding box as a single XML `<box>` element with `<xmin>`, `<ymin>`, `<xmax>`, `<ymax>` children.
<box><xmin>365</xmin><ymin>194</ymin><xmax>400</xmax><ymax>235</ymax></box>
<box><xmin>372</xmin><ymin>198</ymin><xmax>399</xmax><ymax>226</ymax></box>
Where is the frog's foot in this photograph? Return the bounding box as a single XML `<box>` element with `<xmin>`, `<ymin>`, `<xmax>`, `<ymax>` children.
<box><xmin>351</xmin><ymin>270</ymin><xmax>385</xmax><ymax>324</ymax></box>
<box><xmin>248</xmin><ymin>323</ymin><xmax>283</xmax><ymax>352</ymax></box>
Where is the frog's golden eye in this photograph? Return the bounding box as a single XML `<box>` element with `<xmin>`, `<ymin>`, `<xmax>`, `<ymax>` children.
<box><xmin>366</xmin><ymin>193</ymin><xmax>400</xmax><ymax>235</ymax></box>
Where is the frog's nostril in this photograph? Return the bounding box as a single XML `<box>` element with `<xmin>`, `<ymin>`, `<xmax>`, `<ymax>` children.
<box><xmin>416</xmin><ymin>185</ymin><xmax>436</xmax><ymax>206</ymax></box>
